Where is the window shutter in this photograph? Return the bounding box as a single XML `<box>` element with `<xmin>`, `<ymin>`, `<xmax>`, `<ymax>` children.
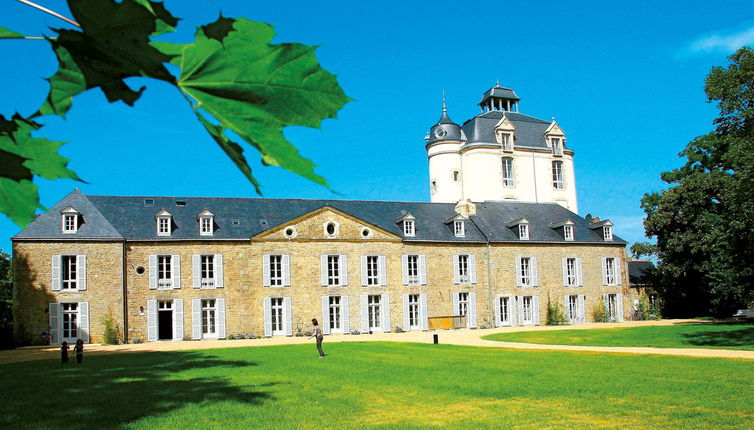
<box><xmin>402</xmin><ymin>294</ymin><xmax>410</xmax><ymax>331</ymax></box>
<box><xmin>469</xmin><ymin>255</ymin><xmax>477</xmax><ymax>284</ymax></box>
<box><xmin>615</xmin><ymin>259</ymin><xmax>622</xmax><ymax>286</ymax></box>
<box><xmin>147</xmin><ymin>299</ymin><xmax>157</xmax><ymax>342</ymax></box>
<box><xmin>263</xmin><ymin>297</ymin><xmax>272</xmax><ymax>337</ymax></box>
<box><xmin>494</xmin><ymin>296</ymin><xmax>501</xmax><ymax>327</ymax></box>
<box><xmin>77</xmin><ymin>255</ymin><xmax>87</xmax><ymax>291</ymax></box>
<box><xmin>282</xmin><ymin>254</ymin><xmax>291</xmax><ymax>286</ymax></box>
<box><xmin>533</xmin><ymin>295</ymin><xmax>541</xmax><ymax>325</ymax></box>
<box><xmin>360</xmin><ymin>255</ymin><xmax>368</xmax><ymax>286</ymax></box>
<box><xmin>452</xmin><ymin>255</ymin><xmax>460</xmax><ymax>284</ymax></box>
<box><xmin>576</xmin><ymin>258</ymin><xmax>583</xmax><ymax>287</ymax></box>
<box><xmin>564</xmin><ymin>295</ymin><xmax>571</xmax><ymax>323</ymax></box>
<box><xmin>515</xmin><ymin>257</ymin><xmax>522</xmax><ymax>287</ymax></box>
<box><xmin>468</xmin><ymin>292</ymin><xmax>477</xmax><ymax>328</ymax></box>
<box><xmin>173</xmin><ymin>299</ymin><xmax>183</xmax><ymax>340</ymax></box>
<box><xmin>214</xmin><ymin>254</ymin><xmax>224</xmax><ymax>288</ymax></box>
<box><xmin>419</xmin><ymin>294</ymin><xmax>428</xmax><ymax>331</ymax></box>
<box><xmin>381</xmin><ymin>293</ymin><xmax>390</xmax><ymax>332</ymax></box>
<box><xmin>263</xmin><ymin>255</ymin><xmax>271</xmax><ymax>287</ymax></box>
<box><xmin>320</xmin><ymin>255</ymin><xmax>328</xmax><ymax>286</ymax></box>
<box><xmin>51</xmin><ymin>255</ymin><xmax>61</xmax><ymax>291</ymax></box>
<box><xmin>418</xmin><ymin>255</ymin><xmax>427</xmax><ymax>285</ymax></box>
<box><xmin>601</xmin><ymin>258</ymin><xmax>608</xmax><ymax>285</ymax></box>
<box><xmin>507</xmin><ymin>297</ymin><xmax>515</xmax><ymax>327</ymax></box>
<box><xmin>616</xmin><ymin>293</ymin><xmax>624</xmax><ymax>322</ymax></box>
<box><xmin>172</xmin><ymin>255</ymin><xmax>181</xmax><ymax>289</ymax></box>
<box><xmin>517</xmin><ymin>297</ymin><xmax>524</xmax><ymax>326</ymax></box>
<box><xmin>603</xmin><ymin>294</ymin><xmax>609</xmax><ymax>317</ymax></box>
<box><xmin>378</xmin><ymin>255</ymin><xmax>387</xmax><ymax>286</ymax></box>
<box><xmin>77</xmin><ymin>302</ymin><xmax>89</xmax><ymax>343</ymax></box>
<box><xmin>341</xmin><ymin>295</ymin><xmax>350</xmax><ymax>333</ymax></box>
<box><xmin>321</xmin><ymin>296</ymin><xmax>330</xmax><ymax>335</ymax></box>
<box><xmin>360</xmin><ymin>294</ymin><xmax>369</xmax><ymax>333</ymax></box>
<box><xmin>577</xmin><ymin>295</ymin><xmax>585</xmax><ymax>323</ymax></box>
<box><xmin>562</xmin><ymin>258</ymin><xmax>568</xmax><ymax>286</ymax></box>
<box><xmin>283</xmin><ymin>297</ymin><xmax>292</xmax><ymax>336</ymax></box>
<box><xmin>217</xmin><ymin>298</ymin><xmax>227</xmax><ymax>338</ymax></box>
<box><xmin>49</xmin><ymin>303</ymin><xmax>60</xmax><ymax>344</ymax></box>
<box><xmin>148</xmin><ymin>255</ymin><xmax>157</xmax><ymax>290</ymax></box>
<box><xmin>401</xmin><ymin>255</ymin><xmax>409</xmax><ymax>285</ymax></box>
<box><xmin>339</xmin><ymin>255</ymin><xmax>348</xmax><ymax>286</ymax></box>
<box><xmin>192</xmin><ymin>255</ymin><xmax>201</xmax><ymax>288</ymax></box>
<box><xmin>192</xmin><ymin>299</ymin><xmax>201</xmax><ymax>340</ymax></box>
<box><xmin>452</xmin><ymin>292</ymin><xmax>459</xmax><ymax>315</ymax></box>
<box><xmin>531</xmin><ymin>257</ymin><xmax>539</xmax><ymax>286</ymax></box>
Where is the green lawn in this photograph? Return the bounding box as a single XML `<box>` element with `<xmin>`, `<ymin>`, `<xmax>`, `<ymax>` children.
<box><xmin>483</xmin><ymin>323</ymin><xmax>754</xmax><ymax>350</ymax></box>
<box><xmin>2</xmin><ymin>343</ymin><xmax>754</xmax><ymax>429</ymax></box>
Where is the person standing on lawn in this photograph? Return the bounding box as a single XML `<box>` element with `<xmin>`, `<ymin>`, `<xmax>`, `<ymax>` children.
<box><xmin>74</xmin><ymin>339</ymin><xmax>84</xmax><ymax>364</ymax></box>
<box><xmin>310</xmin><ymin>318</ymin><xmax>325</xmax><ymax>358</ymax></box>
<box><xmin>60</xmin><ymin>341</ymin><xmax>69</xmax><ymax>364</ymax></box>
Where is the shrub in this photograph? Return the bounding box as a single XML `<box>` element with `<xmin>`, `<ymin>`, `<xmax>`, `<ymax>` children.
<box><xmin>395</xmin><ymin>327</ymin><xmax>404</xmax><ymax>333</ymax></box>
<box><xmin>227</xmin><ymin>334</ymin><xmax>235</xmax><ymax>340</ymax></box>
<box><xmin>246</xmin><ymin>333</ymin><xmax>256</xmax><ymax>339</ymax></box>
<box><xmin>101</xmin><ymin>313</ymin><xmax>119</xmax><ymax>345</ymax></box>
<box><xmin>546</xmin><ymin>295</ymin><xmax>569</xmax><ymax>326</ymax></box>
<box><xmin>350</xmin><ymin>330</ymin><xmax>360</xmax><ymax>335</ymax></box>
<box><xmin>592</xmin><ymin>301</ymin><xmax>610</xmax><ymax>323</ymax></box>
<box><xmin>304</xmin><ymin>330</ymin><xmax>312</xmax><ymax>337</ymax></box>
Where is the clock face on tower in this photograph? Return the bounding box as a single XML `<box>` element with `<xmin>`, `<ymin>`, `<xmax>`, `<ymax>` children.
<box><xmin>434</xmin><ymin>128</ymin><xmax>447</xmax><ymax>138</ymax></box>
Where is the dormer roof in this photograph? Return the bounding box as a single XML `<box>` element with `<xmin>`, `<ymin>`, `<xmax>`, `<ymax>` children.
<box><xmin>197</xmin><ymin>209</ymin><xmax>214</xmax><ymax>218</ymax></box>
<box><xmin>589</xmin><ymin>219</ymin><xmax>613</xmax><ymax>229</ymax></box>
<box><xmin>395</xmin><ymin>211</ymin><xmax>416</xmax><ymax>223</ymax></box>
<box><xmin>155</xmin><ymin>209</ymin><xmax>172</xmax><ymax>217</ymax></box>
<box><xmin>506</xmin><ymin>217</ymin><xmax>530</xmax><ymax>227</ymax></box>
<box><xmin>61</xmin><ymin>206</ymin><xmax>79</xmax><ymax>214</ymax></box>
<box><xmin>550</xmin><ymin>218</ymin><xmax>575</xmax><ymax>229</ymax></box>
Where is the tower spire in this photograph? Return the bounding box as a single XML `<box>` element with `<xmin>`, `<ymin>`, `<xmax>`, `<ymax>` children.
<box><xmin>442</xmin><ymin>89</ymin><xmax>447</xmax><ymax>113</ymax></box>
<box><xmin>437</xmin><ymin>89</ymin><xmax>454</xmax><ymax>124</ymax></box>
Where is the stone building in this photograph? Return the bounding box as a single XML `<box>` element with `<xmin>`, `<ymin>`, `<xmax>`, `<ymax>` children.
<box><xmin>12</xmin><ymin>85</ymin><xmax>629</xmax><ymax>344</ymax></box>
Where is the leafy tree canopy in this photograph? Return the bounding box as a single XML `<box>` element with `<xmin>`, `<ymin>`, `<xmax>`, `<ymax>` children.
<box><xmin>640</xmin><ymin>47</ymin><xmax>754</xmax><ymax>318</ymax></box>
<box><xmin>0</xmin><ymin>0</ymin><xmax>351</xmax><ymax>226</ymax></box>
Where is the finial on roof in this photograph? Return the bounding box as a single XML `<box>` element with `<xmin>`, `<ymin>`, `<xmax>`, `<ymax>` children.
<box><xmin>552</xmin><ymin>116</ymin><xmax>556</xmax><ymax>122</ymax></box>
<box><xmin>495</xmin><ymin>79</ymin><xmax>500</xmax><ymax>87</ymax></box>
<box><xmin>442</xmin><ymin>89</ymin><xmax>447</xmax><ymax>113</ymax></box>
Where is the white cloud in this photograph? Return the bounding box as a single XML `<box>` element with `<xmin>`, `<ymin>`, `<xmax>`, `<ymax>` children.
<box><xmin>682</xmin><ymin>23</ymin><xmax>754</xmax><ymax>56</ymax></box>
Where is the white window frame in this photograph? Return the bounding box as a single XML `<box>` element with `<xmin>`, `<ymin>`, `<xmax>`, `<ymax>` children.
<box><xmin>518</xmin><ymin>224</ymin><xmax>529</xmax><ymax>240</ymax></box>
<box><xmin>551</xmin><ymin>137</ymin><xmax>563</xmax><ymax>156</ymax></box>
<box><xmin>328</xmin><ymin>296</ymin><xmax>342</xmax><ymax>333</ymax></box>
<box><xmin>407</xmin><ymin>294</ymin><xmax>420</xmax><ymax>330</ymax></box>
<box><xmin>564</xmin><ymin>224</ymin><xmax>574</xmax><ymax>241</ymax></box>
<box><xmin>201</xmin><ymin>298</ymin><xmax>218</xmax><ymax>338</ymax></box>
<box><xmin>567</xmin><ymin>295</ymin><xmax>578</xmax><ymax>322</ymax></box>
<box><xmin>564</xmin><ymin>258</ymin><xmax>577</xmax><ymax>286</ymax></box>
<box><xmin>552</xmin><ymin>160</ymin><xmax>564</xmax><ymax>189</ymax></box>
<box><xmin>522</xmin><ymin>296</ymin><xmax>534</xmax><ymax>325</ymax></box>
<box><xmin>454</xmin><ymin>220</ymin><xmax>465</xmax><ymax>237</ymax></box>
<box><xmin>519</xmin><ymin>257</ymin><xmax>531</xmax><ymax>286</ymax></box>
<box><xmin>457</xmin><ymin>255</ymin><xmax>469</xmax><ymax>284</ymax></box>
<box><xmin>157</xmin><ymin>216</ymin><xmax>171</xmax><ymax>236</ymax></box>
<box><xmin>457</xmin><ymin>292</ymin><xmax>469</xmax><ymax>317</ymax></box>
<box><xmin>270</xmin><ymin>297</ymin><xmax>285</xmax><ymax>336</ymax></box>
<box><xmin>403</xmin><ymin>220</ymin><xmax>415</xmax><ymax>237</ymax></box>
<box><xmin>602</xmin><ymin>257</ymin><xmax>621</xmax><ymax>286</ymax></box>
<box><xmin>200</xmin><ymin>255</ymin><xmax>215</xmax><ymax>288</ymax></box>
<box><xmin>199</xmin><ymin>216</ymin><xmax>213</xmax><ymax>236</ymax></box>
<box><xmin>62</xmin><ymin>214</ymin><xmax>78</xmax><ymax>233</ymax></box>
<box><xmin>157</xmin><ymin>255</ymin><xmax>173</xmax><ymax>289</ymax></box>
<box><xmin>61</xmin><ymin>255</ymin><xmax>78</xmax><ymax>291</ymax></box>
<box><xmin>501</xmin><ymin>133</ymin><xmax>513</xmax><ymax>152</ymax></box>
<box><xmin>61</xmin><ymin>302</ymin><xmax>79</xmax><ymax>341</ymax></box>
<box><xmin>366</xmin><ymin>255</ymin><xmax>379</xmax><ymax>286</ymax></box>
<box><xmin>406</xmin><ymin>255</ymin><xmax>419</xmax><ymax>285</ymax></box>
<box><xmin>323</xmin><ymin>220</ymin><xmax>339</xmax><ymax>238</ymax></box>
<box><xmin>367</xmin><ymin>294</ymin><xmax>382</xmax><ymax>331</ymax></box>
<box><xmin>268</xmin><ymin>254</ymin><xmax>284</xmax><ymax>286</ymax></box>
<box><xmin>502</xmin><ymin>157</ymin><xmax>514</xmax><ymax>187</ymax></box>
<box><xmin>603</xmin><ymin>225</ymin><xmax>613</xmax><ymax>241</ymax></box>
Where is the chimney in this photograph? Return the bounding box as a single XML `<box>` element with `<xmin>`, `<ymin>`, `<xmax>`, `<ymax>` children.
<box><xmin>455</xmin><ymin>199</ymin><xmax>476</xmax><ymax>217</ymax></box>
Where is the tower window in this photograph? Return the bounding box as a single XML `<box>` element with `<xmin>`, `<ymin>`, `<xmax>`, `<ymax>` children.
<box><xmin>502</xmin><ymin>158</ymin><xmax>514</xmax><ymax>187</ymax></box>
<box><xmin>452</xmin><ymin>170</ymin><xmax>460</xmax><ymax>182</ymax></box>
<box><xmin>551</xmin><ymin>138</ymin><xmax>563</xmax><ymax>156</ymax></box>
<box><xmin>552</xmin><ymin>161</ymin><xmax>564</xmax><ymax>190</ymax></box>
<box><xmin>431</xmin><ymin>180</ymin><xmax>438</xmax><ymax>194</ymax></box>
<box><xmin>501</xmin><ymin>133</ymin><xmax>512</xmax><ymax>151</ymax></box>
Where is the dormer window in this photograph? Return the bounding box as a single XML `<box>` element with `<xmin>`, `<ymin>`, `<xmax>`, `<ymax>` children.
<box><xmin>454</xmin><ymin>220</ymin><xmax>465</xmax><ymax>237</ymax></box>
<box><xmin>197</xmin><ymin>209</ymin><xmax>214</xmax><ymax>236</ymax></box>
<box><xmin>551</xmin><ymin>219</ymin><xmax>575</xmax><ymax>241</ymax></box>
<box><xmin>564</xmin><ymin>224</ymin><xmax>574</xmax><ymax>241</ymax></box>
<box><xmin>403</xmin><ymin>220</ymin><xmax>415</xmax><ymax>237</ymax></box>
<box><xmin>501</xmin><ymin>133</ymin><xmax>513</xmax><ymax>151</ymax></box>
<box><xmin>519</xmin><ymin>224</ymin><xmax>529</xmax><ymax>240</ymax></box>
<box><xmin>61</xmin><ymin>207</ymin><xmax>79</xmax><ymax>233</ymax></box>
<box><xmin>507</xmin><ymin>217</ymin><xmax>530</xmax><ymax>241</ymax></box>
<box><xmin>551</xmin><ymin>138</ymin><xmax>563</xmax><ymax>156</ymax></box>
<box><xmin>603</xmin><ymin>225</ymin><xmax>613</xmax><ymax>241</ymax></box>
<box><xmin>156</xmin><ymin>209</ymin><xmax>172</xmax><ymax>236</ymax></box>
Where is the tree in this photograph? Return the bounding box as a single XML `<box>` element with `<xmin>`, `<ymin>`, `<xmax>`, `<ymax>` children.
<box><xmin>0</xmin><ymin>250</ymin><xmax>12</xmax><ymax>349</ymax></box>
<box><xmin>640</xmin><ymin>47</ymin><xmax>754</xmax><ymax>318</ymax></box>
<box><xmin>0</xmin><ymin>0</ymin><xmax>350</xmax><ymax>227</ymax></box>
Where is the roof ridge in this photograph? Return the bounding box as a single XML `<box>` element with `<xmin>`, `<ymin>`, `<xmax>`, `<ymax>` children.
<box><xmin>86</xmin><ymin>194</ymin><xmax>458</xmax><ymax>206</ymax></box>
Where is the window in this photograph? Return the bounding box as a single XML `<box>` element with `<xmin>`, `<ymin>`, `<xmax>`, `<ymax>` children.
<box><xmin>403</xmin><ymin>220</ymin><xmax>415</xmax><ymax>237</ymax></box>
<box><xmin>431</xmin><ymin>180</ymin><xmax>437</xmax><ymax>194</ymax></box>
<box><xmin>452</xmin><ymin>170</ymin><xmax>460</xmax><ymax>182</ymax></box>
<box><xmin>366</xmin><ymin>256</ymin><xmax>379</xmax><ymax>286</ymax></box>
<box><xmin>199</xmin><ymin>216</ymin><xmax>213</xmax><ymax>236</ymax></box>
<box><xmin>551</xmin><ymin>138</ymin><xmax>563</xmax><ymax>156</ymax></box>
<box><xmin>62</xmin><ymin>255</ymin><xmax>78</xmax><ymax>290</ymax></box>
<box><xmin>517</xmin><ymin>257</ymin><xmax>535</xmax><ymax>286</ymax></box>
<box><xmin>157</xmin><ymin>216</ymin><xmax>171</xmax><ymax>236</ymax></box>
<box><xmin>328</xmin><ymin>296</ymin><xmax>342</xmax><ymax>332</ymax></box>
<box><xmin>268</xmin><ymin>255</ymin><xmax>283</xmax><ymax>286</ymax></box>
<box><xmin>552</xmin><ymin>161</ymin><xmax>564</xmax><ymax>189</ymax></box>
<box><xmin>368</xmin><ymin>295</ymin><xmax>382</xmax><ymax>330</ymax></box>
<box><xmin>501</xmin><ymin>133</ymin><xmax>512</xmax><ymax>151</ymax></box>
<box><xmin>321</xmin><ymin>254</ymin><xmax>347</xmax><ymax>287</ymax></box>
<box><xmin>201</xmin><ymin>255</ymin><xmax>215</xmax><ymax>288</ymax></box>
<box><xmin>408</xmin><ymin>294</ymin><xmax>420</xmax><ymax>329</ymax></box>
<box><xmin>201</xmin><ymin>299</ymin><xmax>217</xmax><ymax>336</ymax></box>
<box><xmin>457</xmin><ymin>255</ymin><xmax>469</xmax><ymax>283</ymax></box>
<box><xmin>605</xmin><ymin>294</ymin><xmax>622</xmax><ymax>322</ymax></box>
<box><xmin>61</xmin><ymin>303</ymin><xmax>78</xmax><ymax>340</ymax></box>
<box><xmin>270</xmin><ymin>297</ymin><xmax>284</xmax><ymax>335</ymax></box>
<box><xmin>522</xmin><ymin>296</ymin><xmax>533</xmax><ymax>324</ymax></box>
<box><xmin>498</xmin><ymin>296</ymin><xmax>511</xmax><ymax>325</ymax></box>
<box><xmin>567</xmin><ymin>295</ymin><xmax>578</xmax><ymax>322</ymax></box>
<box><xmin>63</xmin><ymin>214</ymin><xmax>77</xmax><ymax>233</ymax></box>
<box><xmin>564</xmin><ymin>224</ymin><xmax>574</xmax><ymax>241</ymax></box>
<box><xmin>406</xmin><ymin>255</ymin><xmax>419</xmax><ymax>285</ymax></box>
<box><xmin>457</xmin><ymin>292</ymin><xmax>469</xmax><ymax>317</ymax></box>
<box><xmin>144</xmin><ymin>199</ymin><xmax>155</xmax><ymax>207</ymax></box>
<box><xmin>454</xmin><ymin>220</ymin><xmax>465</xmax><ymax>237</ymax></box>
<box><xmin>158</xmin><ymin>255</ymin><xmax>173</xmax><ymax>288</ymax></box>
<box><xmin>602</xmin><ymin>257</ymin><xmax>621</xmax><ymax>286</ymax></box>
<box><xmin>564</xmin><ymin>258</ymin><xmax>577</xmax><ymax>286</ymax></box>
<box><xmin>603</xmin><ymin>225</ymin><xmax>613</xmax><ymax>241</ymax></box>
<box><xmin>327</xmin><ymin>255</ymin><xmax>340</xmax><ymax>285</ymax></box>
<box><xmin>324</xmin><ymin>221</ymin><xmax>338</xmax><ymax>238</ymax></box>
<box><xmin>502</xmin><ymin>157</ymin><xmax>514</xmax><ymax>187</ymax></box>
<box><xmin>518</xmin><ymin>224</ymin><xmax>529</xmax><ymax>240</ymax></box>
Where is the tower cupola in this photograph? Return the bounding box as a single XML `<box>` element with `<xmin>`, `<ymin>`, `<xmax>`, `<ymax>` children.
<box><xmin>479</xmin><ymin>81</ymin><xmax>520</xmax><ymax>113</ymax></box>
<box><xmin>426</xmin><ymin>93</ymin><xmax>462</xmax><ymax>144</ymax></box>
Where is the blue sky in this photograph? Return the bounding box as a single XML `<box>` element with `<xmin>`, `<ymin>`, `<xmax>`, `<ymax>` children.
<box><xmin>1</xmin><ymin>0</ymin><xmax>752</xmax><ymax>252</ymax></box>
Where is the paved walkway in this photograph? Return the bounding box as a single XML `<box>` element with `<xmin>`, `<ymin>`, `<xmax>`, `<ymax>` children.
<box><xmin>2</xmin><ymin>319</ymin><xmax>753</xmax><ymax>364</ymax></box>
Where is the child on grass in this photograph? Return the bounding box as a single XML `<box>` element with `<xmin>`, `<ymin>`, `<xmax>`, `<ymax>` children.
<box><xmin>60</xmin><ymin>341</ymin><xmax>69</xmax><ymax>364</ymax></box>
<box><xmin>74</xmin><ymin>339</ymin><xmax>84</xmax><ymax>364</ymax></box>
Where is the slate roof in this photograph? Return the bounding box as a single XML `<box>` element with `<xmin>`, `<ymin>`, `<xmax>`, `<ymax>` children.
<box><xmin>628</xmin><ymin>260</ymin><xmax>655</xmax><ymax>287</ymax></box>
<box><xmin>460</xmin><ymin>111</ymin><xmax>555</xmax><ymax>149</ymax></box>
<box><xmin>14</xmin><ymin>190</ymin><xmax>627</xmax><ymax>246</ymax></box>
<box><xmin>479</xmin><ymin>86</ymin><xmax>520</xmax><ymax>104</ymax></box>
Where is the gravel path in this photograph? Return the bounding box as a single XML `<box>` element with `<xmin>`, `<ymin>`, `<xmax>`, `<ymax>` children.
<box><xmin>3</xmin><ymin>319</ymin><xmax>753</xmax><ymax>364</ymax></box>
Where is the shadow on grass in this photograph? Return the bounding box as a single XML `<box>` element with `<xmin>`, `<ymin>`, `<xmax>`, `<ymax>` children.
<box><xmin>682</xmin><ymin>326</ymin><xmax>754</xmax><ymax>348</ymax></box>
<box><xmin>0</xmin><ymin>350</ymin><xmax>273</xmax><ymax>429</ymax></box>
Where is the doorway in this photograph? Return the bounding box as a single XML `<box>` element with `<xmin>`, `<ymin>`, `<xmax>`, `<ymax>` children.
<box><xmin>158</xmin><ymin>300</ymin><xmax>173</xmax><ymax>340</ymax></box>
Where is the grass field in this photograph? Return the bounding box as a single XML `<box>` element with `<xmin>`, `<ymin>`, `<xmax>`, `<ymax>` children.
<box><xmin>1</xmin><ymin>342</ymin><xmax>753</xmax><ymax>429</ymax></box>
<box><xmin>483</xmin><ymin>323</ymin><xmax>754</xmax><ymax>350</ymax></box>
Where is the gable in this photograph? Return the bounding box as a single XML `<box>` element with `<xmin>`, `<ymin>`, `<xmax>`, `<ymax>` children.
<box><xmin>544</xmin><ymin>121</ymin><xmax>565</xmax><ymax>136</ymax></box>
<box><xmin>254</xmin><ymin>206</ymin><xmax>401</xmax><ymax>241</ymax></box>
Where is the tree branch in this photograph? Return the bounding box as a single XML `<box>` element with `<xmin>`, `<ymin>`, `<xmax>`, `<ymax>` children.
<box><xmin>15</xmin><ymin>0</ymin><xmax>80</xmax><ymax>28</ymax></box>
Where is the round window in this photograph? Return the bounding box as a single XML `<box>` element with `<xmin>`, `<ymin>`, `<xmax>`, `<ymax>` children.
<box><xmin>284</xmin><ymin>227</ymin><xmax>296</xmax><ymax>238</ymax></box>
<box><xmin>136</xmin><ymin>266</ymin><xmax>146</xmax><ymax>275</ymax></box>
<box><xmin>361</xmin><ymin>228</ymin><xmax>371</xmax><ymax>238</ymax></box>
<box><xmin>326</xmin><ymin>222</ymin><xmax>336</xmax><ymax>236</ymax></box>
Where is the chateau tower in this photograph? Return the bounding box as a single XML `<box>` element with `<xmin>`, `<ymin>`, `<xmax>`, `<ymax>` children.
<box><xmin>425</xmin><ymin>84</ymin><xmax>579</xmax><ymax>213</ymax></box>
